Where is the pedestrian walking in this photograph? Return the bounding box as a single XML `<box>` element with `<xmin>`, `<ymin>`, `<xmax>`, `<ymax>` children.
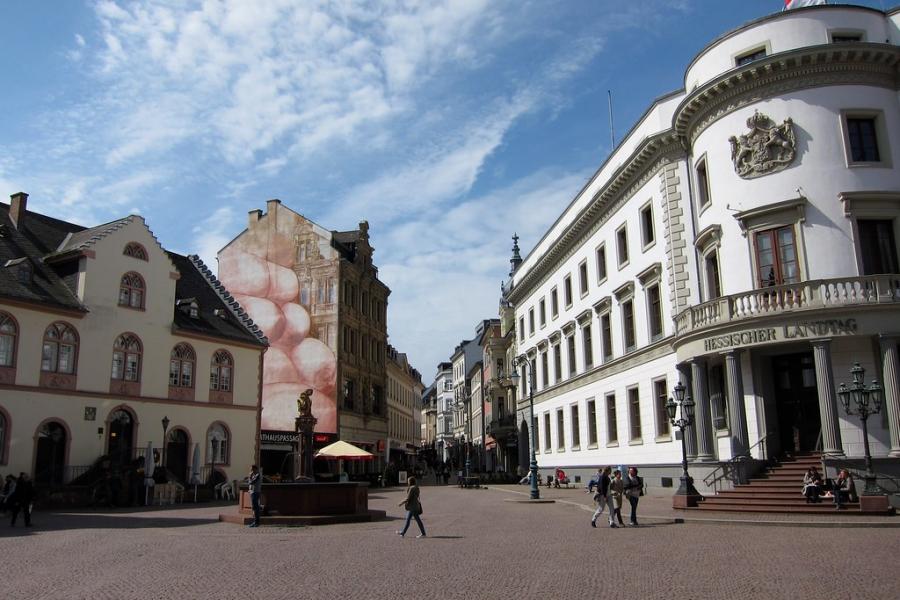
<box><xmin>623</xmin><ymin>466</ymin><xmax>643</xmax><ymax>526</ymax></box>
<box><xmin>247</xmin><ymin>464</ymin><xmax>262</xmax><ymax>528</ymax></box>
<box><xmin>610</xmin><ymin>469</ymin><xmax>625</xmax><ymax>525</ymax></box>
<box><xmin>1</xmin><ymin>474</ymin><xmax>16</xmax><ymax>514</ymax></box>
<box><xmin>590</xmin><ymin>466</ymin><xmax>615</xmax><ymax>528</ymax></box>
<box><xmin>396</xmin><ymin>476</ymin><xmax>426</xmax><ymax>538</ymax></box>
<box><xmin>9</xmin><ymin>473</ymin><xmax>34</xmax><ymax>527</ymax></box>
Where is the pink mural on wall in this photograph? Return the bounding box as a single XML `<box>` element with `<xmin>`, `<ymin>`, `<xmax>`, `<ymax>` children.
<box><xmin>218</xmin><ymin>206</ymin><xmax>338</xmax><ymax>433</ymax></box>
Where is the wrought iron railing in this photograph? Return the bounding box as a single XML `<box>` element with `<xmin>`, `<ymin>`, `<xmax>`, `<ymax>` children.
<box><xmin>675</xmin><ymin>275</ymin><xmax>900</xmax><ymax>337</ymax></box>
<box><xmin>702</xmin><ymin>433</ymin><xmax>774</xmax><ymax>495</ymax></box>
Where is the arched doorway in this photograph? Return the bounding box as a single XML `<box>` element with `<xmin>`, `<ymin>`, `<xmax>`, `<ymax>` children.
<box><xmin>107</xmin><ymin>408</ymin><xmax>135</xmax><ymax>466</ymax></box>
<box><xmin>165</xmin><ymin>429</ymin><xmax>189</xmax><ymax>482</ymax></box>
<box><xmin>35</xmin><ymin>421</ymin><xmax>67</xmax><ymax>486</ymax></box>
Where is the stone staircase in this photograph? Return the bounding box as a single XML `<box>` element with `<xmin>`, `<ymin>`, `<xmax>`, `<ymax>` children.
<box><xmin>694</xmin><ymin>453</ymin><xmax>879</xmax><ymax>514</ymax></box>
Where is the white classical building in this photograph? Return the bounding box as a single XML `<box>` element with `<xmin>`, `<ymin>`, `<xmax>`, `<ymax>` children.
<box><xmin>504</xmin><ymin>5</ymin><xmax>900</xmax><ymax>493</ymax></box>
<box><xmin>434</xmin><ymin>362</ymin><xmax>454</xmax><ymax>462</ymax></box>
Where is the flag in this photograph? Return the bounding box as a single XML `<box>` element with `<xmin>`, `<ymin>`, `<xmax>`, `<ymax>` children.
<box><xmin>784</xmin><ymin>0</ymin><xmax>826</xmax><ymax>9</ymax></box>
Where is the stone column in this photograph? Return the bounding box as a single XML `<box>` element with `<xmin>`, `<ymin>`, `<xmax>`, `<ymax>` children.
<box><xmin>811</xmin><ymin>339</ymin><xmax>844</xmax><ymax>456</ymax></box>
<box><xmin>690</xmin><ymin>358</ymin><xmax>716</xmax><ymax>461</ymax></box>
<box><xmin>676</xmin><ymin>364</ymin><xmax>697</xmax><ymax>460</ymax></box>
<box><xmin>880</xmin><ymin>336</ymin><xmax>900</xmax><ymax>457</ymax></box>
<box><xmin>724</xmin><ymin>350</ymin><xmax>750</xmax><ymax>457</ymax></box>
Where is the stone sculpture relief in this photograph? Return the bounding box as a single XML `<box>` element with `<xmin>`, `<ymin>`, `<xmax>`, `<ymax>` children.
<box><xmin>728</xmin><ymin>111</ymin><xmax>796</xmax><ymax>179</ymax></box>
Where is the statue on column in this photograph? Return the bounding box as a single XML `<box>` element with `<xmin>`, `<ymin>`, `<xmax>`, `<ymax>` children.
<box><xmin>297</xmin><ymin>389</ymin><xmax>313</xmax><ymax>416</ymax></box>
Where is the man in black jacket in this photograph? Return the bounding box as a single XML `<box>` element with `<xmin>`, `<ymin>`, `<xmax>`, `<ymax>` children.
<box><xmin>590</xmin><ymin>466</ymin><xmax>614</xmax><ymax>528</ymax></box>
<box><xmin>10</xmin><ymin>473</ymin><xmax>34</xmax><ymax>527</ymax></box>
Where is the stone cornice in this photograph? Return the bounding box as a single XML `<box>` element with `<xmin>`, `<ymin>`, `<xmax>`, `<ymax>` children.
<box><xmin>675</xmin><ymin>43</ymin><xmax>900</xmax><ymax>145</ymax></box>
<box><xmin>507</xmin><ymin>133</ymin><xmax>683</xmax><ymax>305</ymax></box>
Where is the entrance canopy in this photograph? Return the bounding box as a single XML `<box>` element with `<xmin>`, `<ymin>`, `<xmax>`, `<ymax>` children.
<box><xmin>315</xmin><ymin>440</ymin><xmax>374</xmax><ymax>461</ymax></box>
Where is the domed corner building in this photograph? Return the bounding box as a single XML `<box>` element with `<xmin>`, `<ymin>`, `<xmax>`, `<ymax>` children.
<box><xmin>503</xmin><ymin>4</ymin><xmax>900</xmax><ymax>508</ymax></box>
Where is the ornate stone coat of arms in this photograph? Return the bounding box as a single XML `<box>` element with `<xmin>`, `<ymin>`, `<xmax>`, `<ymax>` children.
<box><xmin>728</xmin><ymin>111</ymin><xmax>797</xmax><ymax>179</ymax></box>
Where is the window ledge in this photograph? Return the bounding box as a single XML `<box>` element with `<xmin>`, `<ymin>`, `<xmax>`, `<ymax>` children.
<box><xmin>606</xmin><ymin>441</ymin><xmax>619</xmax><ymax>448</ymax></box>
<box><xmin>716</xmin><ymin>428</ymin><xmax>731</xmax><ymax>438</ymax></box>
<box><xmin>641</xmin><ymin>240</ymin><xmax>656</xmax><ymax>253</ymax></box>
<box><xmin>655</xmin><ymin>435</ymin><xmax>672</xmax><ymax>443</ymax></box>
<box><xmin>629</xmin><ymin>438</ymin><xmax>643</xmax><ymax>446</ymax></box>
<box><xmin>587</xmin><ymin>443</ymin><xmax>599</xmax><ymax>450</ymax></box>
<box><xmin>571</xmin><ymin>445</ymin><xmax>581</xmax><ymax>452</ymax></box>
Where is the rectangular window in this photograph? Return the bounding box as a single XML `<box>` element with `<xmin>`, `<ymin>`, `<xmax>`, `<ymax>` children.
<box><xmin>710</xmin><ymin>365</ymin><xmax>729</xmax><ymax>430</ymax></box>
<box><xmin>616</xmin><ymin>225</ymin><xmax>629</xmax><ymax>267</ymax></box>
<box><xmin>578</xmin><ymin>260</ymin><xmax>589</xmax><ymax>296</ymax></box>
<box><xmin>567</xmin><ymin>335</ymin><xmax>577</xmax><ymax>377</ymax></box>
<box><xmin>696</xmin><ymin>158</ymin><xmax>711</xmax><ymax>209</ymax></box>
<box><xmin>847</xmin><ymin>117</ymin><xmax>880</xmax><ymax>163</ymax></box>
<box><xmin>563</xmin><ymin>275</ymin><xmax>573</xmax><ymax>307</ymax></box>
<box><xmin>519</xmin><ymin>317</ymin><xmax>525</xmax><ymax>342</ymax></box>
<box><xmin>628</xmin><ymin>387</ymin><xmax>642</xmax><ymax>441</ymax></box>
<box><xmin>571</xmin><ymin>404</ymin><xmax>581</xmax><ymax>449</ymax></box>
<box><xmin>587</xmin><ymin>399</ymin><xmax>598</xmax><ymax>446</ymax></box>
<box><xmin>858</xmin><ymin>219</ymin><xmax>899</xmax><ymax>275</ymax></box>
<box><xmin>582</xmin><ymin>324</ymin><xmax>593</xmax><ymax>370</ymax></box>
<box><xmin>654</xmin><ymin>379</ymin><xmax>671</xmax><ymax>438</ymax></box>
<box><xmin>541</xmin><ymin>351</ymin><xmax>549</xmax><ymax>388</ymax></box>
<box><xmin>528</xmin><ymin>308</ymin><xmax>535</xmax><ymax>336</ymax></box>
<box><xmin>601</xmin><ymin>312</ymin><xmax>613</xmax><ymax>361</ymax></box>
<box><xmin>755</xmin><ymin>226</ymin><xmax>798</xmax><ymax>287</ymax></box>
<box><xmin>831</xmin><ymin>32</ymin><xmax>862</xmax><ymax>43</ymax></box>
<box><xmin>705</xmin><ymin>250</ymin><xmax>722</xmax><ymax>300</ymax></box>
<box><xmin>596</xmin><ymin>244</ymin><xmax>607</xmax><ymax>282</ymax></box>
<box><xmin>735</xmin><ymin>47</ymin><xmax>766</xmax><ymax>66</ymax></box>
<box><xmin>550</xmin><ymin>288</ymin><xmax>559</xmax><ymax>318</ymax></box>
<box><xmin>647</xmin><ymin>284</ymin><xmax>663</xmax><ymax>340</ymax></box>
<box><xmin>543</xmin><ymin>413</ymin><xmax>551</xmax><ymax>452</ymax></box>
<box><xmin>622</xmin><ymin>300</ymin><xmax>636</xmax><ymax>352</ymax></box>
<box><xmin>606</xmin><ymin>393</ymin><xmax>618</xmax><ymax>444</ymax></box>
<box><xmin>539</xmin><ymin>298</ymin><xmax>546</xmax><ymax>327</ymax></box>
<box><xmin>553</xmin><ymin>344</ymin><xmax>562</xmax><ymax>382</ymax></box>
<box><xmin>640</xmin><ymin>203</ymin><xmax>655</xmax><ymax>248</ymax></box>
<box><xmin>556</xmin><ymin>409</ymin><xmax>564</xmax><ymax>451</ymax></box>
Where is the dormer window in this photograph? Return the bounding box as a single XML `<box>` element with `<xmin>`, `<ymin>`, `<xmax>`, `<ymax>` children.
<box><xmin>123</xmin><ymin>242</ymin><xmax>148</xmax><ymax>261</ymax></box>
<box><xmin>177</xmin><ymin>299</ymin><xmax>200</xmax><ymax>319</ymax></box>
<box><xmin>17</xmin><ymin>262</ymin><xmax>33</xmax><ymax>284</ymax></box>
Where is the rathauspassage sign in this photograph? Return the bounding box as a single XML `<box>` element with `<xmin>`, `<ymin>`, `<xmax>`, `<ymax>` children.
<box><xmin>702</xmin><ymin>318</ymin><xmax>857</xmax><ymax>352</ymax></box>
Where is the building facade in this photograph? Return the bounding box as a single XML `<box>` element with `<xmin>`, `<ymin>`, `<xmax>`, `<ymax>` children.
<box><xmin>503</xmin><ymin>5</ymin><xmax>900</xmax><ymax>492</ymax></box>
<box><xmin>0</xmin><ymin>193</ymin><xmax>266</xmax><ymax>493</ymax></box>
<box><xmin>218</xmin><ymin>199</ymin><xmax>389</xmax><ymax>477</ymax></box>
<box><xmin>433</xmin><ymin>362</ymin><xmax>454</xmax><ymax>462</ymax></box>
<box><xmin>386</xmin><ymin>344</ymin><xmax>424</xmax><ymax>467</ymax></box>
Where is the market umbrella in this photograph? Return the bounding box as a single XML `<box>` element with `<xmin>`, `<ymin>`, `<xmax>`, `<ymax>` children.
<box><xmin>315</xmin><ymin>440</ymin><xmax>374</xmax><ymax>481</ymax></box>
<box><xmin>143</xmin><ymin>441</ymin><xmax>155</xmax><ymax>506</ymax></box>
<box><xmin>314</xmin><ymin>440</ymin><xmax>375</xmax><ymax>460</ymax></box>
<box><xmin>190</xmin><ymin>443</ymin><xmax>202</xmax><ymax>502</ymax></box>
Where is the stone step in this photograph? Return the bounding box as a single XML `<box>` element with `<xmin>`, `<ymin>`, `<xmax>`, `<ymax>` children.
<box><xmin>703</xmin><ymin>496</ymin><xmax>834</xmax><ymax>505</ymax></box>
<box><xmin>691</xmin><ymin>504</ymin><xmax>888</xmax><ymax>515</ymax></box>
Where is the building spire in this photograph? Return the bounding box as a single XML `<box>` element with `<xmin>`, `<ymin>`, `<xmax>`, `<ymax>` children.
<box><xmin>509</xmin><ymin>233</ymin><xmax>522</xmax><ymax>276</ymax></box>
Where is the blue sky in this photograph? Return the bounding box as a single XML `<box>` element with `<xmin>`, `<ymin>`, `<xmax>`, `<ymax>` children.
<box><xmin>0</xmin><ymin>0</ymin><xmax>889</xmax><ymax>378</ymax></box>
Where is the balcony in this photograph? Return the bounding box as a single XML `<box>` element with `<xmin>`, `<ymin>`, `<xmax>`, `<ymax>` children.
<box><xmin>487</xmin><ymin>414</ymin><xmax>516</xmax><ymax>437</ymax></box>
<box><xmin>675</xmin><ymin>275</ymin><xmax>900</xmax><ymax>337</ymax></box>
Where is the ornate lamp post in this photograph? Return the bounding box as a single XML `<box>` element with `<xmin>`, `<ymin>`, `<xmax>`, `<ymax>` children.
<box><xmin>837</xmin><ymin>363</ymin><xmax>885</xmax><ymax>505</ymax></box>
<box><xmin>161</xmin><ymin>415</ymin><xmax>170</xmax><ymax>475</ymax></box>
<box><xmin>509</xmin><ymin>361</ymin><xmax>540</xmax><ymax>500</ymax></box>
<box><xmin>666</xmin><ymin>382</ymin><xmax>702</xmax><ymax>508</ymax></box>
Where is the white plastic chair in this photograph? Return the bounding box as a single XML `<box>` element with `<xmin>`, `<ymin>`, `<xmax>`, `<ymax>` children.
<box><xmin>220</xmin><ymin>483</ymin><xmax>234</xmax><ymax>501</ymax></box>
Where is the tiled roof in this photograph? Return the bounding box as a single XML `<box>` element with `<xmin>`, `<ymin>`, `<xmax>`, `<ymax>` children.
<box><xmin>0</xmin><ymin>204</ymin><xmax>86</xmax><ymax>312</ymax></box>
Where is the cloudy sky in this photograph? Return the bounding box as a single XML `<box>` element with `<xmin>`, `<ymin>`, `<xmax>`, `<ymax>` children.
<box><xmin>0</xmin><ymin>0</ymin><xmax>886</xmax><ymax>378</ymax></box>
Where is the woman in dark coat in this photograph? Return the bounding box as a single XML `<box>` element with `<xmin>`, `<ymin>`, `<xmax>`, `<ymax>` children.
<box><xmin>10</xmin><ymin>473</ymin><xmax>34</xmax><ymax>527</ymax></box>
<box><xmin>396</xmin><ymin>476</ymin><xmax>426</xmax><ymax>538</ymax></box>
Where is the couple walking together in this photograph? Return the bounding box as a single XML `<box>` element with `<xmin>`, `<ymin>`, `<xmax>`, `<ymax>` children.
<box><xmin>591</xmin><ymin>466</ymin><xmax>642</xmax><ymax>528</ymax></box>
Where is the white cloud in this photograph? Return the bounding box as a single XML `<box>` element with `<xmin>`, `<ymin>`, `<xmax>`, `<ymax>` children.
<box><xmin>191</xmin><ymin>205</ymin><xmax>238</xmax><ymax>272</ymax></box>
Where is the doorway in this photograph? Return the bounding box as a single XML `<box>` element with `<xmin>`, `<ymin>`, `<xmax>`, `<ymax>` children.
<box><xmin>35</xmin><ymin>421</ymin><xmax>67</xmax><ymax>485</ymax></box>
<box><xmin>165</xmin><ymin>429</ymin><xmax>189</xmax><ymax>482</ymax></box>
<box><xmin>107</xmin><ymin>409</ymin><xmax>134</xmax><ymax>466</ymax></box>
<box><xmin>771</xmin><ymin>352</ymin><xmax>821</xmax><ymax>454</ymax></box>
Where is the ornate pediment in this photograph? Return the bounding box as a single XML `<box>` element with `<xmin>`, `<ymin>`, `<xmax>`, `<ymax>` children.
<box><xmin>728</xmin><ymin>111</ymin><xmax>796</xmax><ymax>179</ymax></box>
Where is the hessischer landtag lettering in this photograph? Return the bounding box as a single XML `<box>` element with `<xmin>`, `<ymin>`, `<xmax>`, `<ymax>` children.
<box><xmin>782</xmin><ymin>318</ymin><xmax>857</xmax><ymax>339</ymax></box>
<box><xmin>702</xmin><ymin>318</ymin><xmax>858</xmax><ymax>352</ymax></box>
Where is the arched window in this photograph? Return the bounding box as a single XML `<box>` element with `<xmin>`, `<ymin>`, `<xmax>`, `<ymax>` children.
<box><xmin>210</xmin><ymin>350</ymin><xmax>233</xmax><ymax>392</ymax></box>
<box><xmin>169</xmin><ymin>343</ymin><xmax>195</xmax><ymax>388</ymax></box>
<box><xmin>0</xmin><ymin>312</ymin><xmax>17</xmax><ymax>367</ymax></box>
<box><xmin>123</xmin><ymin>242</ymin><xmax>148</xmax><ymax>260</ymax></box>
<box><xmin>111</xmin><ymin>334</ymin><xmax>142</xmax><ymax>382</ymax></box>
<box><xmin>118</xmin><ymin>272</ymin><xmax>145</xmax><ymax>309</ymax></box>
<box><xmin>206</xmin><ymin>422</ymin><xmax>230</xmax><ymax>465</ymax></box>
<box><xmin>41</xmin><ymin>322</ymin><xmax>78</xmax><ymax>374</ymax></box>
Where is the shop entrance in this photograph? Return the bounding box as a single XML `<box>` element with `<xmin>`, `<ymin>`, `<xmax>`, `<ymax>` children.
<box><xmin>772</xmin><ymin>352</ymin><xmax>821</xmax><ymax>454</ymax></box>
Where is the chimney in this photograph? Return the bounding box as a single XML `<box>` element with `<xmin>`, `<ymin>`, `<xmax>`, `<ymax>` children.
<box><xmin>266</xmin><ymin>198</ymin><xmax>281</xmax><ymax>213</ymax></box>
<box><xmin>248</xmin><ymin>209</ymin><xmax>262</xmax><ymax>228</ymax></box>
<box><xmin>10</xmin><ymin>192</ymin><xmax>28</xmax><ymax>229</ymax></box>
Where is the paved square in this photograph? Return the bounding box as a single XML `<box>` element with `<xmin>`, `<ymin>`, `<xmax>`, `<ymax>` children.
<box><xmin>1</xmin><ymin>484</ymin><xmax>898</xmax><ymax>600</ymax></box>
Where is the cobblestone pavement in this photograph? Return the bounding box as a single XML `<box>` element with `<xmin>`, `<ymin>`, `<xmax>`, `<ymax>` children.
<box><xmin>1</xmin><ymin>484</ymin><xmax>898</xmax><ymax>600</ymax></box>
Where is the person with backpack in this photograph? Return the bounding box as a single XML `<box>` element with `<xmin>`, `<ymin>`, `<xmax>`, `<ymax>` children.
<box><xmin>623</xmin><ymin>466</ymin><xmax>643</xmax><ymax>526</ymax></box>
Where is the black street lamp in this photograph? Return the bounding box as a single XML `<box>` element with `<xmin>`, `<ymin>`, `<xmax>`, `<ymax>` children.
<box><xmin>666</xmin><ymin>381</ymin><xmax>701</xmax><ymax>507</ymax></box>
<box><xmin>837</xmin><ymin>363</ymin><xmax>884</xmax><ymax>496</ymax></box>
<box><xmin>509</xmin><ymin>361</ymin><xmax>540</xmax><ymax>500</ymax></box>
<box><xmin>161</xmin><ymin>415</ymin><xmax>170</xmax><ymax>474</ymax></box>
